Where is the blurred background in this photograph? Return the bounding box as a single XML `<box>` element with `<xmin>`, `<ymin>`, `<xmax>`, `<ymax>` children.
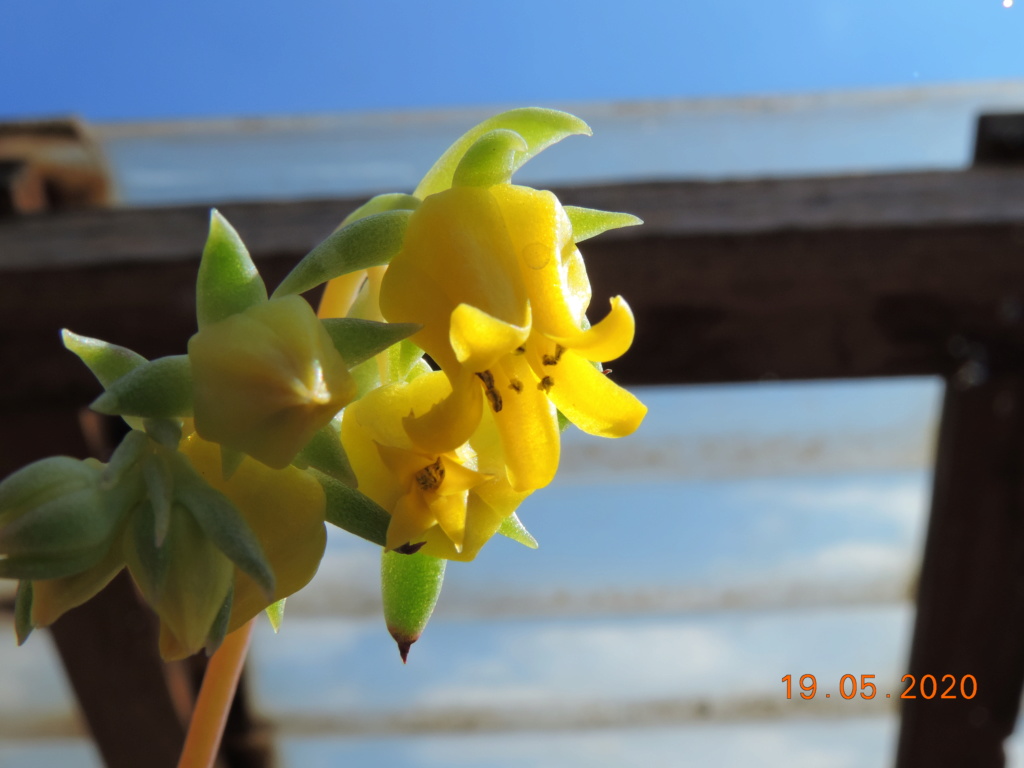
<box><xmin>3</xmin><ymin>1</ymin><xmax>1024</xmax><ymax>766</ymax></box>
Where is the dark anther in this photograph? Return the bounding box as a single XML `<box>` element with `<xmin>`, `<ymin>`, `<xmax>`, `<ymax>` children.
<box><xmin>394</xmin><ymin>541</ymin><xmax>427</xmax><ymax>555</ymax></box>
<box><xmin>509</xmin><ymin>378</ymin><xmax>524</xmax><ymax>393</ymax></box>
<box><xmin>475</xmin><ymin>370</ymin><xmax>503</xmax><ymax>412</ymax></box>
<box><xmin>538</xmin><ymin>376</ymin><xmax>554</xmax><ymax>393</ymax></box>
<box><xmin>414</xmin><ymin>457</ymin><xmax>445</xmax><ymax>491</ymax></box>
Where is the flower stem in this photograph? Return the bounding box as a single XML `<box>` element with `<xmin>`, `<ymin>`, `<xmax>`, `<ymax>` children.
<box><xmin>176</xmin><ymin>619</ymin><xmax>255</xmax><ymax>768</ymax></box>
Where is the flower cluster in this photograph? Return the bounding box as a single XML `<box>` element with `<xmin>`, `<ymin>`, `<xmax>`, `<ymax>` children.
<box><xmin>0</xmin><ymin>108</ymin><xmax>645</xmax><ymax>659</ymax></box>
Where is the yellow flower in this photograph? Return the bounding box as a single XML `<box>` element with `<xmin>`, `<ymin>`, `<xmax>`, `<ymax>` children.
<box><xmin>379</xmin><ymin>184</ymin><xmax>646</xmax><ymax>492</ymax></box>
<box><xmin>188</xmin><ymin>295</ymin><xmax>356</xmax><ymax>469</ymax></box>
<box><xmin>342</xmin><ymin>370</ymin><xmax>530</xmax><ymax>561</ymax></box>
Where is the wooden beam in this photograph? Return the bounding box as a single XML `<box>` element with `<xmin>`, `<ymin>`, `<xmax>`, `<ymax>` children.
<box><xmin>895</xmin><ymin>374</ymin><xmax>1024</xmax><ymax>767</ymax></box>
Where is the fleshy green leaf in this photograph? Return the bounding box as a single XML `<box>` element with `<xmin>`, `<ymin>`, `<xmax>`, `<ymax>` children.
<box><xmin>314</xmin><ymin>471</ymin><xmax>389</xmax><ymax>547</ymax></box>
<box><xmin>293</xmin><ymin>418</ymin><xmax>357</xmax><ymax>488</ymax></box>
<box><xmin>141</xmin><ymin>453</ymin><xmax>175</xmax><ymax>547</ymax></box>
<box><xmin>320</xmin><ymin>318</ymin><xmax>421</xmax><ymax>369</ymax></box>
<box><xmin>62</xmin><ymin>329</ymin><xmax>147</xmax><ymax>388</ymax></box>
<box><xmin>197</xmin><ymin>210</ymin><xmax>268</xmax><ymax>328</ymax></box>
<box><xmin>265</xmin><ymin>598</ymin><xmax>286</xmax><ymax>632</ymax></box>
<box><xmin>564</xmin><ymin>206</ymin><xmax>643</xmax><ymax>243</ymax></box>
<box><xmin>414</xmin><ymin>108</ymin><xmax>592</xmax><ymax>199</ymax></box>
<box><xmin>452</xmin><ymin>129</ymin><xmax>528</xmax><ymax>188</ymax></box>
<box><xmin>497</xmin><ymin>513</ymin><xmax>539</xmax><ymax>549</ymax></box>
<box><xmin>170</xmin><ymin>453</ymin><xmax>275</xmax><ymax>597</ymax></box>
<box><xmin>339</xmin><ymin>193</ymin><xmax>420</xmax><ymax>228</ymax></box>
<box><xmin>91</xmin><ymin>355</ymin><xmax>194</xmax><ymax>419</ymax></box>
<box><xmin>381</xmin><ymin>549</ymin><xmax>446</xmax><ymax>663</ymax></box>
<box><xmin>14</xmin><ymin>581</ymin><xmax>33</xmax><ymax>645</ymax></box>
<box><xmin>128</xmin><ymin>500</ymin><xmax>170</xmax><ymax>598</ymax></box>
<box><xmin>272</xmin><ymin>210</ymin><xmax>412</xmax><ymax>299</ymax></box>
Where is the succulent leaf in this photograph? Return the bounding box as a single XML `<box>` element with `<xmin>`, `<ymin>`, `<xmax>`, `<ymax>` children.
<box><xmin>91</xmin><ymin>355</ymin><xmax>194</xmax><ymax>419</ymax></box>
<box><xmin>381</xmin><ymin>549</ymin><xmax>446</xmax><ymax>663</ymax></box>
<box><xmin>339</xmin><ymin>193</ymin><xmax>420</xmax><ymax>228</ymax></box>
<box><xmin>414</xmin><ymin>108</ymin><xmax>591</xmax><ymax>199</ymax></box>
<box><xmin>273</xmin><ymin>210</ymin><xmax>412</xmax><ymax>298</ymax></box>
<box><xmin>314</xmin><ymin>470</ymin><xmax>390</xmax><ymax>547</ymax></box>
<box><xmin>452</xmin><ymin>129</ymin><xmax>529</xmax><ymax>188</ymax></box>
<box><xmin>196</xmin><ymin>209</ymin><xmax>268</xmax><ymax>328</ymax></box>
<box><xmin>564</xmin><ymin>206</ymin><xmax>643</xmax><ymax>242</ymax></box>
<box><xmin>320</xmin><ymin>317</ymin><xmax>421</xmax><ymax>369</ymax></box>
<box><xmin>497</xmin><ymin>512</ymin><xmax>539</xmax><ymax>549</ymax></box>
<box><xmin>292</xmin><ymin>418</ymin><xmax>357</xmax><ymax>488</ymax></box>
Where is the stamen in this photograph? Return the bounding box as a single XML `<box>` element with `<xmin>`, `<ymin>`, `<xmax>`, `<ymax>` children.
<box><xmin>538</xmin><ymin>376</ymin><xmax>554</xmax><ymax>393</ymax></box>
<box><xmin>414</xmin><ymin>457</ymin><xmax>445</xmax><ymax>491</ymax></box>
<box><xmin>475</xmin><ymin>370</ymin><xmax>503</xmax><ymax>412</ymax></box>
<box><xmin>509</xmin><ymin>378</ymin><xmax>523</xmax><ymax>393</ymax></box>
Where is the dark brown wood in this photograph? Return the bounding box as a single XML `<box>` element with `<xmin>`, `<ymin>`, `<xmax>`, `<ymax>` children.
<box><xmin>895</xmin><ymin>375</ymin><xmax>1024</xmax><ymax>767</ymax></box>
<box><xmin>50</xmin><ymin>572</ymin><xmax>189</xmax><ymax>768</ymax></box>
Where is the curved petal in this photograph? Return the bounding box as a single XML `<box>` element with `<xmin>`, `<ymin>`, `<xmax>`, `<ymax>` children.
<box><xmin>551</xmin><ymin>296</ymin><xmax>636</xmax><ymax>363</ymax></box>
<box><xmin>403</xmin><ymin>370</ymin><xmax>483</xmax><ymax>456</ymax></box>
<box><xmin>386</xmin><ymin>492</ymin><xmax>436</xmax><ymax>551</ymax></box>
<box><xmin>427</xmin><ymin>490</ymin><xmax>468</xmax><ymax>552</ymax></box>
<box><xmin>450</xmin><ymin>302</ymin><xmax>531</xmax><ymax>371</ymax></box>
<box><xmin>542</xmin><ymin>351</ymin><xmax>647</xmax><ymax>438</ymax></box>
<box><xmin>493</xmin><ymin>355</ymin><xmax>559</xmax><ymax>491</ymax></box>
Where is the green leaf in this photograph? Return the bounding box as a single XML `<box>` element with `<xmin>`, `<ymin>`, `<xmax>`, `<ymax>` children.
<box><xmin>272</xmin><ymin>210</ymin><xmax>412</xmax><ymax>299</ymax></box>
<box><xmin>265</xmin><ymin>598</ymin><xmax>286</xmax><ymax>632</ymax></box>
<box><xmin>339</xmin><ymin>193</ymin><xmax>420</xmax><ymax>228</ymax></box>
<box><xmin>196</xmin><ymin>210</ymin><xmax>268</xmax><ymax>328</ymax></box>
<box><xmin>293</xmin><ymin>418</ymin><xmax>357</xmax><ymax>488</ymax></box>
<box><xmin>497</xmin><ymin>513</ymin><xmax>539</xmax><ymax>549</ymax></box>
<box><xmin>62</xmin><ymin>329</ymin><xmax>147</xmax><ymax>388</ymax></box>
<box><xmin>91</xmin><ymin>355</ymin><xmax>194</xmax><ymax>419</ymax></box>
<box><xmin>414</xmin><ymin>108</ymin><xmax>592</xmax><ymax>199</ymax></box>
<box><xmin>15</xmin><ymin>581</ymin><xmax>33</xmax><ymax>645</ymax></box>
<box><xmin>451</xmin><ymin>129</ymin><xmax>528</xmax><ymax>188</ymax></box>
<box><xmin>381</xmin><ymin>549</ymin><xmax>446</xmax><ymax>663</ymax></box>
<box><xmin>0</xmin><ymin>549</ymin><xmax>110</xmax><ymax>580</ymax></box>
<box><xmin>564</xmin><ymin>206</ymin><xmax>643</xmax><ymax>243</ymax></box>
<box><xmin>100</xmin><ymin>430</ymin><xmax>149</xmax><ymax>490</ymax></box>
<box><xmin>170</xmin><ymin>453</ymin><xmax>275</xmax><ymax>597</ymax></box>
<box><xmin>320</xmin><ymin>318</ymin><xmax>421</xmax><ymax>369</ymax></box>
<box><xmin>314</xmin><ymin>470</ymin><xmax>389</xmax><ymax>547</ymax></box>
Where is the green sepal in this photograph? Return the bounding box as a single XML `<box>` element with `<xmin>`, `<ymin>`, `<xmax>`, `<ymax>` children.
<box><xmin>314</xmin><ymin>470</ymin><xmax>389</xmax><ymax>547</ymax></box>
<box><xmin>381</xmin><ymin>549</ymin><xmax>446</xmax><ymax>663</ymax></box>
<box><xmin>564</xmin><ymin>206</ymin><xmax>643</xmax><ymax>243</ymax></box>
<box><xmin>169</xmin><ymin>452</ymin><xmax>276</xmax><ymax>597</ymax></box>
<box><xmin>497</xmin><ymin>513</ymin><xmax>539</xmax><ymax>549</ymax></box>
<box><xmin>339</xmin><ymin>193</ymin><xmax>420</xmax><ymax>227</ymax></box>
<box><xmin>452</xmin><ymin>129</ymin><xmax>529</xmax><ymax>188</ymax></box>
<box><xmin>127</xmin><ymin>500</ymin><xmax>171</xmax><ymax>598</ymax></box>
<box><xmin>414</xmin><ymin>108</ymin><xmax>592</xmax><ymax>199</ymax></box>
<box><xmin>196</xmin><ymin>209</ymin><xmax>268</xmax><ymax>329</ymax></box>
<box><xmin>14</xmin><ymin>581</ymin><xmax>34</xmax><ymax>645</ymax></box>
<box><xmin>100</xmin><ymin>430</ymin><xmax>149</xmax><ymax>490</ymax></box>
<box><xmin>62</xmin><ymin>329</ymin><xmax>147</xmax><ymax>387</ymax></box>
<box><xmin>0</xmin><ymin>551</ymin><xmax>106</xmax><ymax>580</ymax></box>
<box><xmin>143</xmin><ymin>418</ymin><xmax>183</xmax><ymax>450</ymax></box>
<box><xmin>272</xmin><ymin>210</ymin><xmax>412</xmax><ymax>298</ymax></box>
<box><xmin>320</xmin><ymin>318</ymin><xmax>421</xmax><ymax>369</ymax></box>
<box><xmin>220</xmin><ymin>446</ymin><xmax>246</xmax><ymax>482</ymax></box>
<box><xmin>90</xmin><ymin>355</ymin><xmax>194</xmax><ymax>419</ymax></box>
<box><xmin>141</xmin><ymin>452</ymin><xmax>175</xmax><ymax>547</ymax></box>
<box><xmin>265</xmin><ymin>598</ymin><xmax>286</xmax><ymax>633</ymax></box>
<box><xmin>557</xmin><ymin>409</ymin><xmax>571</xmax><ymax>432</ymax></box>
<box><xmin>204</xmin><ymin>582</ymin><xmax>234</xmax><ymax>656</ymax></box>
<box><xmin>293</xmin><ymin>418</ymin><xmax>357</xmax><ymax>488</ymax></box>
<box><xmin>388</xmin><ymin>339</ymin><xmax>426</xmax><ymax>384</ymax></box>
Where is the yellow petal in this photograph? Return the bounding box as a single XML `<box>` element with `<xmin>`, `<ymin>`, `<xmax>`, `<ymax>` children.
<box><xmin>386</xmin><ymin>492</ymin><xmax>436</xmax><ymax>551</ymax></box>
<box><xmin>318</xmin><ymin>269</ymin><xmax>368</xmax><ymax>319</ymax></box>
<box><xmin>438</xmin><ymin>454</ymin><xmax>491</xmax><ymax>495</ymax></box>
<box><xmin>417</xmin><ymin>493</ymin><xmax>515</xmax><ymax>562</ymax></box>
<box><xmin>189</xmin><ymin>295</ymin><xmax>356</xmax><ymax>469</ymax></box>
<box><xmin>541</xmin><ymin>351</ymin><xmax>647</xmax><ymax>438</ymax></box>
<box><xmin>380</xmin><ymin>186</ymin><xmax>529</xmax><ymax>372</ymax></box>
<box><xmin>30</xmin><ymin>547</ymin><xmax>124</xmax><ymax>628</ymax></box>
<box><xmin>450</xmin><ymin>302</ymin><xmax>531</xmax><ymax>372</ymax></box>
<box><xmin>403</xmin><ymin>370</ymin><xmax>483</xmax><ymax>456</ymax></box>
<box><xmin>427</xmin><ymin>491</ymin><xmax>468</xmax><ymax>552</ymax></box>
<box><xmin>492</xmin><ymin>355</ymin><xmax>559</xmax><ymax>491</ymax></box>
<box><xmin>551</xmin><ymin>296</ymin><xmax>636</xmax><ymax>363</ymax></box>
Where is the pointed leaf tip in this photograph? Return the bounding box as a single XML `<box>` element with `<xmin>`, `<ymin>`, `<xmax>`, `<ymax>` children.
<box><xmin>197</xmin><ymin>209</ymin><xmax>268</xmax><ymax>328</ymax></box>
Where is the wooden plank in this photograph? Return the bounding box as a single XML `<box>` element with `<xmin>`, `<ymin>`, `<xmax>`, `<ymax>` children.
<box><xmin>895</xmin><ymin>375</ymin><xmax>1024</xmax><ymax>767</ymax></box>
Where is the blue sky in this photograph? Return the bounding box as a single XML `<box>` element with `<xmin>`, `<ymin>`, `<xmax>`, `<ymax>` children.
<box><xmin>3</xmin><ymin>1</ymin><xmax>1023</xmax><ymax>121</ymax></box>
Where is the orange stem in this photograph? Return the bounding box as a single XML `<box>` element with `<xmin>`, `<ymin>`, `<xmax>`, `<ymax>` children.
<box><xmin>176</xmin><ymin>619</ymin><xmax>256</xmax><ymax>768</ymax></box>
